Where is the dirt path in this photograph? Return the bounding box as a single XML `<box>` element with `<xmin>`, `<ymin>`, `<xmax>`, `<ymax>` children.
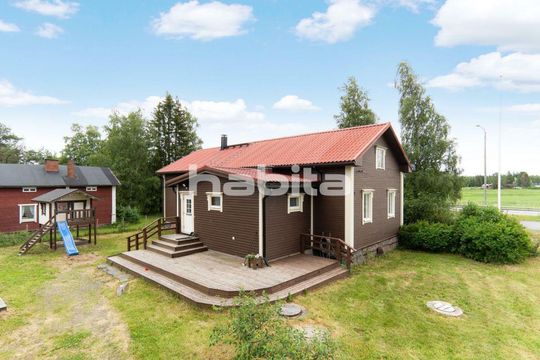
<box><xmin>0</xmin><ymin>253</ymin><xmax>132</xmax><ymax>360</ymax></box>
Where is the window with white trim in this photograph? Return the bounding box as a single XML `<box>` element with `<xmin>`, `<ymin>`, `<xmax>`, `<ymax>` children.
<box><xmin>19</xmin><ymin>204</ymin><xmax>37</xmax><ymax>223</ymax></box>
<box><xmin>362</xmin><ymin>190</ymin><xmax>373</xmax><ymax>224</ymax></box>
<box><xmin>287</xmin><ymin>193</ymin><xmax>304</xmax><ymax>213</ymax></box>
<box><xmin>376</xmin><ymin>147</ymin><xmax>386</xmax><ymax>170</ymax></box>
<box><xmin>86</xmin><ymin>186</ymin><xmax>97</xmax><ymax>192</ymax></box>
<box><xmin>206</xmin><ymin>192</ymin><xmax>223</xmax><ymax>212</ymax></box>
<box><xmin>22</xmin><ymin>187</ymin><xmax>37</xmax><ymax>193</ymax></box>
<box><xmin>387</xmin><ymin>189</ymin><xmax>397</xmax><ymax>219</ymax></box>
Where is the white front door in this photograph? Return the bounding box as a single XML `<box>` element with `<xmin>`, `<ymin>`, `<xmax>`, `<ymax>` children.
<box><xmin>180</xmin><ymin>192</ymin><xmax>194</xmax><ymax>234</ymax></box>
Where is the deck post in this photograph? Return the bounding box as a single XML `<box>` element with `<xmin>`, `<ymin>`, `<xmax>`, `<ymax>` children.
<box><xmin>93</xmin><ymin>219</ymin><xmax>97</xmax><ymax>245</ymax></box>
<box><xmin>157</xmin><ymin>218</ymin><xmax>162</xmax><ymax>238</ymax></box>
<box><xmin>135</xmin><ymin>233</ymin><xmax>139</xmax><ymax>250</ymax></box>
<box><xmin>175</xmin><ymin>216</ymin><xmax>180</xmax><ymax>234</ymax></box>
<box><xmin>143</xmin><ymin>228</ymin><xmax>147</xmax><ymax>249</ymax></box>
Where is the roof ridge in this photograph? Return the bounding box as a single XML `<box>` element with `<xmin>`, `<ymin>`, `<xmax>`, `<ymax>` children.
<box><xmin>199</xmin><ymin>122</ymin><xmax>390</xmax><ymax>150</ymax></box>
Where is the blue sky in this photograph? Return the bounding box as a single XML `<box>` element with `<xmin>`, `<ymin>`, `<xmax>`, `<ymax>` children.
<box><xmin>1</xmin><ymin>0</ymin><xmax>539</xmax><ymax>175</ymax></box>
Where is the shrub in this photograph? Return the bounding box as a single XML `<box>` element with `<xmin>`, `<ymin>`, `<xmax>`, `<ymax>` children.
<box><xmin>457</xmin><ymin>217</ymin><xmax>532</xmax><ymax>264</ymax></box>
<box><xmin>210</xmin><ymin>293</ymin><xmax>335</xmax><ymax>360</ymax></box>
<box><xmin>116</xmin><ymin>205</ymin><xmax>141</xmax><ymax>224</ymax></box>
<box><xmin>399</xmin><ymin>221</ymin><xmax>456</xmax><ymax>253</ymax></box>
<box><xmin>400</xmin><ymin>204</ymin><xmax>533</xmax><ymax>264</ymax></box>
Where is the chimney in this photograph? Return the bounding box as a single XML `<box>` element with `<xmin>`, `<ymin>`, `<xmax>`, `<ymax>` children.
<box><xmin>44</xmin><ymin>159</ymin><xmax>59</xmax><ymax>173</ymax></box>
<box><xmin>220</xmin><ymin>134</ymin><xmax>228</xmax><ymax>150</ymax></box>
<box><xmin>67</xmin><ymin>159</ymin><xmax>76</xmax><ymax>179</ymax></box>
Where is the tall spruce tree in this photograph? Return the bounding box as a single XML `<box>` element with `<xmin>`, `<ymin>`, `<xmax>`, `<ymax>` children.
<box><xmin>0</xmin><ymin>122</ymin><xmax>23</xmax><ymax>163</ymax></box>
<box><xmin>335</xmin><ymin>76</ymin><xmax>377</xmax><ymax>128</ymax></box>
<box><xmin>395</xmin><ymin>62</ymin><xmax>461</xmax><ymax>223</ymax></box>
<box><xmin>148</xmin><ymin>94</ymin><xmax>202</xmax><ymax>171</ymax></box>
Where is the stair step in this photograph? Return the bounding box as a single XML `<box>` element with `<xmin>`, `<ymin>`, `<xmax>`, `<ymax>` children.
<box><xmin>151</xmin><ymin>239</ymin><xmax>203</xmax><ymax>251</ymax></box>
<box><xmin>107</xmin><ymin>255</ymin><xmax>348</xmax><ymax>307</ymax></box>
<box><xmin>108</xmin><ymin>255</ymin><xmax>233</xmax><ymax>306</ymax></box>
<box><xmin>147</xmin><ymin>244</ymin><xmax>208</xmax><ymax>258</ymax></box>
<box><xmin>158</xmin><ymin>234</ymin><xmax>200</xmax><ymax>245</ymax></box>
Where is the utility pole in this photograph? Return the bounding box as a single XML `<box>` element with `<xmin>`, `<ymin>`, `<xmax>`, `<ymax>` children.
<box><xmin>476</xmin><ymin>125</ymin><xmax>487</xmax><ymax>206</ymax></box>
<box><xmin>497</xmin><ymin>75</ymin><xmax>502</xmax><ymax>211</ymax></box>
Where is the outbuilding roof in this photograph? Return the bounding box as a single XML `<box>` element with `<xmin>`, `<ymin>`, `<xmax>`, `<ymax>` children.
<box><xmin>32</xmin><ymin>188</ymin><xmax>98</xmax><ymax>203</ymax></box>
<box><xmin>158</xmin><ymin>123</ymin><xmax>410</xmax><ymax>174</ymax></box>
<box><xmin>0</xmin><ymin>164</ymin><xmax>120</xmax><ymax>188</ymax></box>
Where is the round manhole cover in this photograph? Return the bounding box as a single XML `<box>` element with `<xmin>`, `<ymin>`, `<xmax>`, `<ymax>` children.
<box><xmin>280</xmin><ymin>303</ymin><xmax>304</xmax><ymax>317</ymax></box>
<box><xmin>426</xmin><ymin>301</ymin><xmax>463</xmax><ymax>317</ymax></box>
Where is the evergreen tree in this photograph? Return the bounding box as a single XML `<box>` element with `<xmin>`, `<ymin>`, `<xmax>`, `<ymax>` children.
<box><xmin>148</xmin><ymin>94</ymin><xmax>202</xmax><ymax>171</ymax></box>
<box><xmin>335</xmin><ymin>76</ymin><xmax>377</xmax><ymax>128</ymax></box>
<box><xmin>395</xmin><ymin>62</ymin><xmax>461</xmax><ymax>223</ymax></box>
<box><xmin>0</xmin><ymin>122</ymin><xmax>23</xmax><ymax>163</ymax></box>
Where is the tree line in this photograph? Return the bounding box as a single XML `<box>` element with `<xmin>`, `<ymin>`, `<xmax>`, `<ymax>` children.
<box><xmin>462</xmin><ymin>172</ymin><xmax>540</xmax><ymax>188</ymax></box>
<box><xmin>2</xmin><ymin>62</ymin><xmax>506</xmax><ymax>223</ymax></box>
<box><xmin>0</xmin><ymin>94</ymin><xmax>201</xmax><ymax>214</ymax></box>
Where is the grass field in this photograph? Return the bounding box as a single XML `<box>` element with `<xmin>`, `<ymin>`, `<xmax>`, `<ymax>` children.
<box><xmin>459</xmin><ymin>187</ymin><xmax>540</xmax><ymax>210</ymax></box>
<box><xmin>1</xmin><ymin>229</ymin><xmax>539</xmax><ymax>359</ymax></box>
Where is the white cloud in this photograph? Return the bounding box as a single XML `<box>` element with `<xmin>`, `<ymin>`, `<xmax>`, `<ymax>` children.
<box><xmin>0</xmin><ymin>19</ymin><xmax>20</xmax><ymax>32</ymax></box>
<box><xmin>295</xmin><ymin>0</ymin><xmax>375</xmax><ymax>43</ymax></box>
<box><xmin>35</xmin><ymin>23</ymin><xmax>63</xmax><ymax>38</ymax></box>
<box><xmin>0</xmin><ymin>80</ymin><xmax>66</xmax><ymax>106</ymax></box>
<box><xmin>186</xmin><ymin>99</ymin><xmax>264</xmax><ymax>122</ymax></box>
<box><xmin>14</xmin><ymin>0</ymin><xmax>79</xmax><ymax>19</ymax></box>
<box><xmin>507</xmin><ymin>103</ymin><xmax>540</xmax><ymax>113</ymax></box>
<box><xmin>74</xmin><ymin>96</ymin><xmax>163</xmax><ymax>119</ymax></box>
<box><xmin>432</xmin><ymin>0</ymin><xmax>540</xmax><ymax>52</ymax></box>
<box><xmin>428</xmin><ymin>52</ymin><xmax>540</xmax><ymax>92</ymax></box>
<box><xmin>152</xmin><ymin>1</ymin><xmax>254</xmax><ymax>41</ymax></box>
<box><xmin>273</xmin><ymin>95</ymin><xmax>320</xmax><ymax>112</ymax></box>
<box><xmin>382</xmin><ymin>0</ymin><xmax>434</xmax><ymax>13</ymax></box>
<box><xmin>75</xmin><ymin>96</ymin><xmax>307</xmax><ymax>146</ymax></box>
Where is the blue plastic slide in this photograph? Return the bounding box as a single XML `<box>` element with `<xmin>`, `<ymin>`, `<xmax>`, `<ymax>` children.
<box><xmin>57</xmin><ymin>221</ymin><xmax>79</xmax><ymax>256</ymax></box>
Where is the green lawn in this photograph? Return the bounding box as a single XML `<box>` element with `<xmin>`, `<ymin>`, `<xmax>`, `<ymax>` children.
<box><xmin>459</xmin><ymin>187</ymin><xmax>540</xmax><ymax>210</ymax></box>
<box><xmin>1</xmin><ymin>230</ymin><xmax>539</xmax><ymax>359</ymax></box>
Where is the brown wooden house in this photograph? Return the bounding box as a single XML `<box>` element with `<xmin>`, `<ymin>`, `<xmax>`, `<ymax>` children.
<box><xmin>158</xmin><ymin>123</ymin><xmax>411</xmax><ymax>260</ymax></box>
<box><xmin>109</xmin><ymin>123</ymin><xmax>410</xmax><ymax>306</ymax></box>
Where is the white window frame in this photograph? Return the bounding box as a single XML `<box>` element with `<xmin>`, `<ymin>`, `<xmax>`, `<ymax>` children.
<box><xmin>362</xmin><ymin>190</ymin><xmax>374</xmax><ymax>224</ymax></box>
<box><xmin>86</xmin><ymin>186</ymin><xmax>97</xmax><ymax>192</ymax></box>
<box><xmin>22</xmin><ymin>187</ymin><xmax>37</xmax><ymax>193</ymax></box>
<box><xmin>19</xmin><ymin>204</ymin><xmax>37</xmax><ymax>223</ymax></box>
<box><xmin>376</xmin><ymin>146</ymin><xmax>386</xmax><ymax>170</ymax></box>
<box><xmin>287</xmin><ymin>193</ymin><xmax>304</xmax><ymax>214</ymax></box>
<box><xmin>387</xmin><ymin>189</ymin><xmax>397</xmax><ymax>219</ymax></box>
<box><xmin>206</xmin><ymin>192</ymin><xmax>223</xmax><ymax>212</ymax></box>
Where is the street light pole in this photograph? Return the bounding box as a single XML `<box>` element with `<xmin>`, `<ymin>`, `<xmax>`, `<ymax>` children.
<box><xmin>476</xmin><ymin>125</ymin><xmax>487</xmax><ymax>206</ymax></box>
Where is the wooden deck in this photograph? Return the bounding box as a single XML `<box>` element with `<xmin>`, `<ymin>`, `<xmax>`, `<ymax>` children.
<box><xmin>108</xmin><ymin>249</ymin><xmax>348</xmax><ymax>307</ymax></box>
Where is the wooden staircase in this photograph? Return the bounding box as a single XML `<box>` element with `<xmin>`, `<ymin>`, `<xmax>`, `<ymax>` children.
<box><xmin>19</xmin><ymin>219</ymin><xmax>54</xmax><ymax>256</ymax></box>
<box><xmin>147</xmin><ymin>234</ymin><xmax>208</xmax><ymax>258</ymax></box>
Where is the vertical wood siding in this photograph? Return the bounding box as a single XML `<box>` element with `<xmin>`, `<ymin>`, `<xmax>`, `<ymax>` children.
<box><xmin>354</xmin><ymin>133</ymin><xmax>402</xmax><ymax>249</ymax></box>
<box><xmin>193</xmin><ymin>179</ymin><xmax>259</xmax><ymax>257</ymax></box>
<box><xmin>265</xmin><ymin>194</ymin><xmax>310</xmax><ymax>260</ymax></box>
<box><xmin>313</xmin><ymin>168</ymin><xmax>345</xmax><ymax>240</ymax></box>
<box><xmin>164</xmin><ymin>175</ymin><xmax>178</xmax><ymax>218</ymax></box>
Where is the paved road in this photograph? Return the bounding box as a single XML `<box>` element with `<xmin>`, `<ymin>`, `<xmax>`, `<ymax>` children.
<box><xmin>521</xmin><ymin>221</ymin><xmax>540</xmax><ymax>231</ymax></box>
<box><xmin>504</xmin><ymin>209</ymin><xmax>540</xmax><ymax>216</ymax></box>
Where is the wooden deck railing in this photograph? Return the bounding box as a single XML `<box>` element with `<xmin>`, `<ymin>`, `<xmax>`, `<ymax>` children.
<box><xmin>57</xmin><ymin>208</ymin><xmax>95</xmax><ymax>222</ymax></box>
<box><xmin>127</xmin><ymin>216</ymin><xmax>180</xmax><ymax>251</ymax></box>
<box><xmin>300</xmin><ymin>233</ymin><xmax>356</xmax><ymax>270</ymax></box>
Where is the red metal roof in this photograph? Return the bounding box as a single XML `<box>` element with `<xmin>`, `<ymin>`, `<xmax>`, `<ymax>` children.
<box><xmin>158</xmin><ymin>123</ymin><xmax>407</xmax><ymax>173</ymax></box>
